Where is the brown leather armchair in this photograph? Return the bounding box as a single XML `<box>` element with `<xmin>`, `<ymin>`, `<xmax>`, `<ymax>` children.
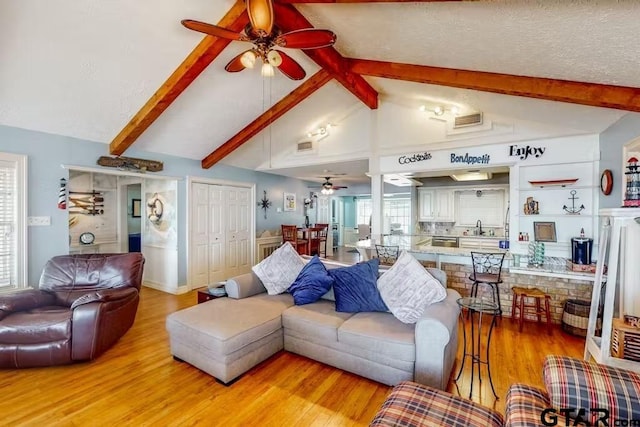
<box><xmin>0</xmin><ymin>253</ymin><xmax>144</xmax><ymax>368</ymax></box>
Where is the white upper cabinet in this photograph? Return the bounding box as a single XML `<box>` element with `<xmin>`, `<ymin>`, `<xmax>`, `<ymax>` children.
<box><xmin>418</xmin><ymin>189</ymin><xmax>435</xmax><ymax>221</ymax></box>
<box><xmin>455</xmin><ymin>189</ymin><xmax>506</xmax><ymax>227</ymax></box>
<box><xmin>418</xmin><ymin>189</ymin><xmax>455</xmax><ymax>222</ymax></box>
<box><xmin>435</xmin><ymin>190</ymin><xmax>454</xmax><ymax>221</ymax></box>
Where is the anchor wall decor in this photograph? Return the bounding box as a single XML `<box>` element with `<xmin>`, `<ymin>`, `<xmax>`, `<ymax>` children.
<box><xmin>563</xmin><ymin>190</ymin><xmax>585</xmax><ymax>215</ymax></box>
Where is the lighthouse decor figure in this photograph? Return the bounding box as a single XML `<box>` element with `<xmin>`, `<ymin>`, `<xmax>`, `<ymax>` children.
<box><xmin>58</xmin><ymin>178</ymin><xmax>67</xmax><ymax>210</ymax></box>
<box><xmin>623</xmin><ymin>157</ymin><xmax>640</xmax><ymax>207</ymax></box>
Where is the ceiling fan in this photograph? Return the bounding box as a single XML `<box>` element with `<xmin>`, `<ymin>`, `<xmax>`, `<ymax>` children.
<box><xmin>309</xmin><ymin>177</ymin><xmax>348</xmax><ymax>195</ymax></box>
<box><xmin>182</xmin><ymin>0</ymin><xmax>336</xmax><ymax>80</ymax></box>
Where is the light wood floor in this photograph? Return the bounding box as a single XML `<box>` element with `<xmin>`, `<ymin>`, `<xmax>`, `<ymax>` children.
<box><xmin>0</xmin><ymin>254</ymin><xmax>585</xmax><ymax>426</ymax></box>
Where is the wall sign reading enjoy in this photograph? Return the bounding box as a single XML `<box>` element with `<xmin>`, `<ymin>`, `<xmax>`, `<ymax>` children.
<box><xmin>509</xmin><ymin>144</ymin><xmax>546</xmax><ymax>160</ymax></box>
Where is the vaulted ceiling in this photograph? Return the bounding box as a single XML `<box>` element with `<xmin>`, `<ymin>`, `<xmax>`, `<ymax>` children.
<box><xmin>2</xmin><ymin>0</ymin><xmax>640</xmax><ymax>186</ymax></box>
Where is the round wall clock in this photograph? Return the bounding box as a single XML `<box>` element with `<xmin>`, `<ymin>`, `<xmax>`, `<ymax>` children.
<box><xmin>79</xmin><ymin>232</ymin><xmax>95</xmax><ymax>245</ymax></box>
<box><xmin>600</xmin><ymin>169</ymin><xmax>613</xmax><ymax>195</ymax></box>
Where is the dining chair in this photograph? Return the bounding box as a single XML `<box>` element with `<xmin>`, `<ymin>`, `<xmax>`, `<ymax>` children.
<box><xmin>375</xmin><ymin>245</ymin><xmax>400</xmax><ymax>265</ymax></box>
<box><xmin>307</xmin><ymin>227</ymin><xmax>321</xmax><ymax>256</ymax></box>
<box><xmin>315</xmin><ymin>223</ymin><xmax>329</xmax><ymax>257</ymax></box>
<box><xmin>282</xmin><ymin>224</ymin><xmax>308</xmax><ymax>255</ymax></box>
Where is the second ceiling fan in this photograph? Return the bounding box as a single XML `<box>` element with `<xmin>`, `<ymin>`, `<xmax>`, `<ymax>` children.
<box><xmin>309</xmin><ymin>177</ymin><xmax>348</xmax><ymax>195</ymax></box>
<box><xmin>182</xmin><ymin>0</ymin><xmax>336</xmax><ymax>80</ymax></box>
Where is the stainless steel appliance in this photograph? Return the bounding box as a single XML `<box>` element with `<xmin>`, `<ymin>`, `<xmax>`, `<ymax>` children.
<box><xmin>431</xmin><ymin>236</ymin><xmax>459</xmax><ymax>248</ymax></box>
<box><xmin>331</xmin><ymin>223</ymin><xmax>339</xmax><ymax>250</ymax></box>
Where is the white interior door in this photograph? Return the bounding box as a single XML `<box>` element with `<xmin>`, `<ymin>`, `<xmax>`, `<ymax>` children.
<box><xmin>317</xmin><ymin>196</ymin><xmax>330</xmax><ymax>223</ymax></box>
<box><xmin>191</xmin><ymin>183</ymin><xmax>210</xmax><ymax>287</ymax></box>
<box><xmin>190</xmin><ymin>183</ymin><xmax>252</xmax><ymax>287</ymax></box>
<box><xmin>225</xmin><ymin>186</ymin><xmax>251</xmax><ymax>277</ymax></box>
<box><xmin>208</xmin><ymin>185</ymin><xmax>226</xmax><ymax>283</ymax></box>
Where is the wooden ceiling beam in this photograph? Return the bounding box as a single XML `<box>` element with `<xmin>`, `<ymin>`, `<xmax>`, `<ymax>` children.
<box><xmin>273</xmin><ymin>3</ymin><xmax>378</xmax><ymax>109</ymax></box>
<box><xmin>276</xmin><ymin>0</ymin><xmax>465</xmax><ymax>3</ymax></box>
<box><xmin>348</xmin><ymin>59</ymin><xmax>640</xmax><ymax>113</ymax></box>
<box><xmin>202</xmin><ymin>69</ymin><xmax>333</xmax><ymax>169</ymax></box>
<box><xmin>109</xmin><ymin>1</ymin><xmax>248</xmax><ymax>156</ymax></box>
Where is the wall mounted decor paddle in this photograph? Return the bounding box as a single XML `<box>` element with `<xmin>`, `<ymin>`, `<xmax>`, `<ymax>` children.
<box><xmin>97</xmin><ymin>156</ymin><xmax>163</xmax><ymax>172</ymax></box>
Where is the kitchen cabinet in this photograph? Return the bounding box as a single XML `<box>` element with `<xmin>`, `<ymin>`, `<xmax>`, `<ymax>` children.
<box><xmin>418</xmin><ymin>189</ymin><xmax>454</xmax><ymax>221</ymax></box>
<box><xmin>458</xmin><ymin>237</ymin><xmax>500</xmax><ymax>249</ymax></box>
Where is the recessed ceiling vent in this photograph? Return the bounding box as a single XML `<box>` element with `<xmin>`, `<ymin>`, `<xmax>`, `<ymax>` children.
<box><xmin>297</xmin><ymin>140</ymin><xmax>314</xmax><ymax>153</ymax></box>
<box><xmin>454</xmin><ymin>112</ymin><xmax>483</xmax><ymax>128</ymax></box>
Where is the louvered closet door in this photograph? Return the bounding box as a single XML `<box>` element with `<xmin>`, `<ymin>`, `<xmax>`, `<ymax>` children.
<box><xmin>190</xmin><ymin>183</ymin><xmax>210</xmax><ymax>287</ymax></box>
<box><xmin>225</xmin><ymin>186</ymin><xmax>251</xmax><ymax>277</ymax></box>
<box><xmin>208</xmin><ymin>185</ymin><xmax>226</xmax><ymax>283</ymax></box>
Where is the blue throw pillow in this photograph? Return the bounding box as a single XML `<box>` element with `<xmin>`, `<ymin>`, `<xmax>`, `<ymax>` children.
<box><xmin>288</xmin><ymin>256</ymin><xmax>334</xmax><ymax>305</ymax></box>
<box><xmin>328</xmin><ymin>258</ymin><xmax>388</xmax><ymax>313</ymax></box>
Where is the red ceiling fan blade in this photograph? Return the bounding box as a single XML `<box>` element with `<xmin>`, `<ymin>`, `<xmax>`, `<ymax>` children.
<box><xmin>275</xmin><ymin>51</ymin><xmax>306</xmax><ymax>80</ymax></box>
<box><xmin>276</xmin><ymin>29</ymin><xmax>336</xmax><ymax>50</ymax></box>
<box><xmin>246</xmin><ymin>0</ymin><xmax>274</xmax><ymax>35</ymax></box>
<box><xmin>225</xmin><ymin>50</ymin><xmax>253</xmax><ymax>73</ymax></box>
<box><xmin>181</xmin><ymin>19</ymin><xmax>247</xmax><ymax>41</ymax></box>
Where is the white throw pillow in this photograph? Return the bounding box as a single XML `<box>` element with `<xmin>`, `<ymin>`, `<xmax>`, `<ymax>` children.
<box><xmin>377</xmin><ymin>250</ymin><xmax>447</xmax><ymax>324</ymax></box>
<box><xmin>252</xmin><ymin>242</ymin><xmax>305</xmax><ymax>295</ymax></box>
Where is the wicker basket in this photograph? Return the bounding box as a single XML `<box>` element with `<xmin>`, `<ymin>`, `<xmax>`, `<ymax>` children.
<box><xmin>611</xmin><ymin>318</ymin><xmax>640</xmax><ymax>362</ymax></box>
<box><xmin>562</xmin><ymin>299</ymin><xmax>599</xmax><ymax>337</ymax></box>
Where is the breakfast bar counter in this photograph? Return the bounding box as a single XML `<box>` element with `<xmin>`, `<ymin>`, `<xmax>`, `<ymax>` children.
<box><xmin>348</xmin><ymin>235</ymin><xmax>510</xmax><ymax>269</ymax></box>
<box><xmin>347</xmin><ymin>236</ymin><xmax>597</xmax><ymax>323</ymax></box>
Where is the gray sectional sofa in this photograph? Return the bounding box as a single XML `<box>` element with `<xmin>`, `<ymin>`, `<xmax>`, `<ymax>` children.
<box><xmin>166</xmin><ymin>259</ymin><xmax>461</xmax><ymax>389</ymax></box>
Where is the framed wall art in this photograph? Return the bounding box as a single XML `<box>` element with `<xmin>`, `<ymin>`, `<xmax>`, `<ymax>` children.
<box><xmin>284</xmin><ymin>192</ymin><xmax>296</xmax><ymax>212</ymax></box>
<box><xmin>132</xmin><ymin>199</ymin><xmax>141</xmax><ymax>218</ymax></box>
<box><xmin>533</xmin><ymin>221</ymin><xmax>557</xmax><ymax>242</ymax></box>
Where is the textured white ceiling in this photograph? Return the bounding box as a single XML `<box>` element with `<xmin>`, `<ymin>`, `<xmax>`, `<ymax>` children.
<box><xmin>1</xmin><ymin>0</ymin><xmax>639</xmax><ymax>181</ymax></box>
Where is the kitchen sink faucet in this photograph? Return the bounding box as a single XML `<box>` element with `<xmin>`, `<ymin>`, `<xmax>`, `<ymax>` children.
<box><xmin>476</xmin><ymin>220</ymin><xmax>484</xmax><ymax>236</ymax></box>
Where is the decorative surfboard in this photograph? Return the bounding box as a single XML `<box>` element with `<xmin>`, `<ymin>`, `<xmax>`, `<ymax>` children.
<box><xmin>97</xmin><ymin>156</ymin><xmax>164</xmax><ymax>172</ymax></box>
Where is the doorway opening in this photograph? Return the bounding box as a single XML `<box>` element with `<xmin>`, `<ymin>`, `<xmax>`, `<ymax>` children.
<box><xmin>126</xmin><ymin>184</ymin><xmax>142</xmax><ymax>252</ymax></box>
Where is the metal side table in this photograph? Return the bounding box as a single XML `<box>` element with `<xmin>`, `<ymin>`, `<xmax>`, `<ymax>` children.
<box><xmin>455</xmin><ymin>296</ymin><xmax>500</xmax><ymax>399</ymax></box>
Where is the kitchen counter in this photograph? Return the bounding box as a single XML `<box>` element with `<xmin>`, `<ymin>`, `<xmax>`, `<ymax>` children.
<box><xmin>348</xmin><ymin>235</ymin><xmax>596</xmax><ymax>282</ymax></box>
<box><xmin>348</xmin><ymin>236</ymin><xmax>509</xmax><ymax>268</ymax></box>
<box><xmin>510</xmin><ymin>261</ymin><xmax>601</xmax><ymax>282</ymax></box>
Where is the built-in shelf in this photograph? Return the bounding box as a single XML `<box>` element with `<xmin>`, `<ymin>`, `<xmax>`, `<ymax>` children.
<box><xmin>516</xmin><ymin>214</ymin><xmax>593</xmax><ymax>218</ymax></box>
<box><xmin>528</xmin><ymin>178</ymin><xmax>579</xmax><ymax>187</ymax></box>
<box><xmin>517</xmin><ymin>185</ymin><xmax>596</xmax><ymax>192</ymax></box>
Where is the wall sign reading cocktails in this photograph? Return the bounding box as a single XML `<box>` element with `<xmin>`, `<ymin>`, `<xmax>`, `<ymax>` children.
<box><xmin>398</xmin><ymin>152</ymin><xmax>432</xmax><ymax>164</ymax></box>
<box><xmin>509</xmin><ymin>144</ymin><xmax>546</xmax><ymax>160</ymax></box>
<box><xmin>450</xmin><ymin>152</ymin><xmax>490</xmax><ymax>165</ymax></box>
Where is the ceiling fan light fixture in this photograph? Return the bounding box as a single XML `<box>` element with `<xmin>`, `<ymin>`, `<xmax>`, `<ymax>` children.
<box><xmin>321</xmin><ymin>187</ymin><xmax>333</xmax><ymax>195</ymax></box>
<box><xmin>261</xmin><ymin>62</ymin><xmax>275</xmax><ymax>77</ymax></box>
<box><xmin>240</xmin><ymin>50</ymin><xmax>257</xmax><ymax>69</ymax></box>
<box><xmin>267</xmin><ymin>50</ymin><xmax>282</xmax><ymax>67</ymax></box>
<box><xmin>246</xmin><ymin>0</ymin><xmax>274</xmax><ymax>35</ymax></box>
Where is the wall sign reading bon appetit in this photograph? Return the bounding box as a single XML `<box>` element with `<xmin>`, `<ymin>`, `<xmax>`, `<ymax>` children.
<box><xmin>450</xmin><ymin>152</ymin><xmax>490</xmax><ymax>165</ymax></box>
<box><xmin>509</xmin><ymin>144</ymin><xmax>546</xmax><ymax>160</ymax></box>
<box><xmin>398</xmin><ymin>152</ymin><xmax>432</xmax><ymax>164</ymax></box>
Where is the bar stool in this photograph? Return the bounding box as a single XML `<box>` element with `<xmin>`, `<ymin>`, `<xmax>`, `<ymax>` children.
<box><xmin>375</xmin><ymin>245</ymin><xmax>399</xmax><ymax>265</ymax></box>
<box><xmin>511</xmin><ymin>286</ymin><xmax>552</xmax><ymax>334</ymax></box>
<box><xmin>469</xmin><ymin>252</ymin><xmax>506</xmax><ymax>316</ymax></box>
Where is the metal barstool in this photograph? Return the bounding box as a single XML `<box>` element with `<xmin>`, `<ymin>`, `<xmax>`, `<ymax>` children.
<box><xmin>375</xmin><ymin>245</ymin><xmax>399</xmax><ymax>265</ymax></box>
<box><xmin>469</xmin><ymin>252</ymin><xmax>506</xmax><ymax>316</ymax></box>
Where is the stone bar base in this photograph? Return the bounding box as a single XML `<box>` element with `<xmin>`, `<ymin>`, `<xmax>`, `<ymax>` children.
<box><xmin>421</xmin><ymin>261</ymin><xmax>593</xmax><ymax>324</ymax></box>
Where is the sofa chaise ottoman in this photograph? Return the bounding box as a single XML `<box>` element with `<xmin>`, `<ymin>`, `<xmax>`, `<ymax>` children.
<box><xmin>166</xmin><ymin>256</ymin><xmax>460</xmax><ymax>388</ymax></box>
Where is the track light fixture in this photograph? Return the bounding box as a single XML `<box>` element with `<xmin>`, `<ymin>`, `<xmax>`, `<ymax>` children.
<box><xmin>306</xmin><ymin>123</ymin><xmax>334</xmax><ymax>140</ymax></box>
<box><xmin>419</xmin><ymin>105</ymin><xmax>461</xmax><ymax>116</ymax></box>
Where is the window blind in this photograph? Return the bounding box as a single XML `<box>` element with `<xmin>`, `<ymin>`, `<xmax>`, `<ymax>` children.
<box><xmin>0</xmin><ymin>160</ymin><xmax>16</xmax><ymax>288</ymax></box>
